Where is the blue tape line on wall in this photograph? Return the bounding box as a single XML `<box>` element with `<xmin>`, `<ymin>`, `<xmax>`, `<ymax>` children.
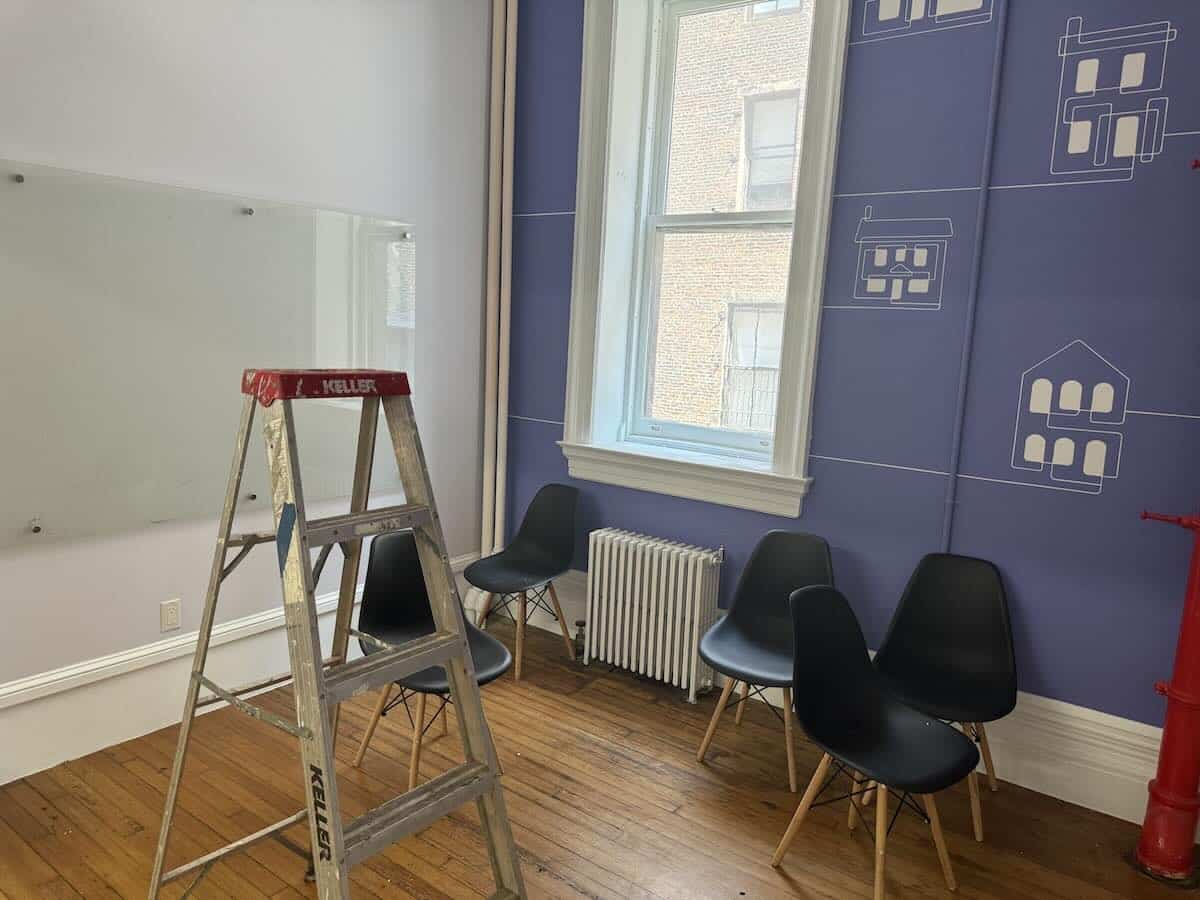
<box><xmin>276</xmin><ymin>502</ymin><xmax>296</xmax><ymax>574</ymax></box>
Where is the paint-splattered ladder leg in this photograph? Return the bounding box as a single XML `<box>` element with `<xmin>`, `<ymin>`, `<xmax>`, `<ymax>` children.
<box><xmin>262</xmin><ymin>399</ymin><xmax>351</xmax><ymax>899</ymax></box>
<box><xmin>382</xmin><ymin>394</ymin><xmax>526</xmax><ymax>899</ymax></box>
<box><xmin>148</xmin><ymin>396</ymin><xmax>256</xmax><ymax>899</ymax></box>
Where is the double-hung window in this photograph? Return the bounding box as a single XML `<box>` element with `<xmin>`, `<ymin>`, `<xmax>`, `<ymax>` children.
<box><xmin>561</xmin><ymin>0</ymin><xmax>849</xmax><ymax>516</ymax></box>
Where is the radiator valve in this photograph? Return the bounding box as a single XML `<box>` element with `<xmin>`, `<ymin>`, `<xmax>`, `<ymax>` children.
<box><xmin>574</xmin><ymin>620</ymin><xmax>586</xmax><ymax>662</ymax></box>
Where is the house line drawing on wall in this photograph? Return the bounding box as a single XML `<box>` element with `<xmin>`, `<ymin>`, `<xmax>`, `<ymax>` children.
<box><xmin>1010</xmin><ymin>340</ymin><xmax>1129</xmax><ymax>495</ymax></box>
<box><xmin>843</xmin><ymin>205</ymin><xmax>953</xmax><ymax>310</ymax></box>
<box><xmin>854</xmin><ymin>0</ymin><xmax>993</xmax><ymax>45</ymax></box>
<box><xmin>1051</xmin><ymin>16</ymin><xmax>1178</xmax><ymax>184</ymax></box>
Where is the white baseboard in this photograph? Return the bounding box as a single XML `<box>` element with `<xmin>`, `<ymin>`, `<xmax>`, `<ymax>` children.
<box><xmin>0</xmin><ymin>553</ymin><xmax>478</xmax><ymax>786</ymax></box>
<box><xmin>2</xmin><ymin>559</ymin><xmax>1164</xmax><ymax>833</ymax></box>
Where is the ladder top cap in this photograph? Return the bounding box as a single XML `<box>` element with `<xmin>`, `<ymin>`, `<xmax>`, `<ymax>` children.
<box><xmin>242</xmin><ymin>369</ymin><xmax>411</xmax><ymax>406</ymax></box>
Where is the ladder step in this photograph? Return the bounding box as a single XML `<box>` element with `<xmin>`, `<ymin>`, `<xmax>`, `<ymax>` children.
<box><xmin>306</xmin><ymin>503</ymin><xmax>432</xmax><ymax>546</ymax></box>
<box><xmin>324</xmin><ymin>632</ymin><xmax>463</xmax><ymax>704</ymax></box>
<box><xmin>227</xmin><ymin>530</ymin><xmax>274</xmax><ymax>548</ymax></box>
<box><xmin>342</xmin><ymin>762</ymin><xmax>493</xmax><ymax>868</ymax></box>
<box><xmin>226</xmin><ymin>504</ymin><xmax>431</xmax><ymax>550</ymax></box>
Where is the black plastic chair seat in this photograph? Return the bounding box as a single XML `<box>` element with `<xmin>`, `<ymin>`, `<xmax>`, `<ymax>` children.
<box><xmin>880</xmin><ymin>667</ymin><xmax>1014</xmax><ymax>724</ymax></box>
<box><xmin>806</xmin><ymin>691</ymin><xmax>979</xmax><ymax>794</ymax></box>
<box><xmin>697</xmin><ymin>530</ymin><xmax>834</xmax><ymax>688</ymax></box>
<box><xmin>362</xmin><ymin>622</ymin><xmax>512</xmax><ymax>695</ymax></box>
<box><xmin>463</xmin><ymin>548</ymin><xmax>566</xmax><ymax>595</ymax></box>
<box><xmin>464</xmin><ymin>483</ymin><xmax>578</xmax><ymax>596</ymax></box>
<box><xmin>699</xmin><ymin>617</ymin><xmax>792</xmax><ymax>687</ymax></box>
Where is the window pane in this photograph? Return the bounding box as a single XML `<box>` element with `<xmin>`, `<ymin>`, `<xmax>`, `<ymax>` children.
<box><xmin>753</xmin><ymin>0</ymin><xmax>802</xmax><ymax>15</ymax></box>
<box><xmin>729</xmin><ymin>307</ymin><xmax>783</xmax><ymax>368</ymax></box>
<box><xmin>731</xmin><ymin>307</ymin><xmax>783</xmax><ymax>368</ymax></box>
<box><xmin>645</xmin><ymin>229</ymin><xmax>791</xmax><ymax>431</ymax></box>
<box><xmin>386</xmin><ymin>238</ymin><xmax>416</xmax><ymax>329</ymax></box>
<box><xmin>721</xmin><ymin>366</ymin><xmax>779</xmax><ymax>432</ymax></box>
<box><xmin>664</xmin><ymin>2</ymin><xmax>812</xmax><ymax>215</ymax></box>
<box><xmin>384</xmin><ymin>236</ymin><xmax>416</xmax><ymax>371</ymax></box>
<box><xmin>751</xmin><ymin>96</ymin><xmax>799</xmax><ymax>150</ymax></box>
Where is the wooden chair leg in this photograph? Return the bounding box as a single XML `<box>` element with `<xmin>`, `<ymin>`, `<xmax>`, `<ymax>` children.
<box><xmin>547</xmin><ymin>582</ymin><xmax>575</xmax><ymax>660</ymax></box>
<box><xmin>514</xmin><ymin>591</ymin><xmax>528</xmax><ymax>680</ymax></box>
<box><xmin>862</xmin><ymin>780</ymin><xmax>875</xmax><ymax>806</ymax></box>
<box><xmin>771</xmin><ymin>753</ymin><xmax>832</xmax><ymax>866</ymax></box>
<box><xmin>735</xmin><ymin>681</ymin><xmax>750</xmax><ymax>726</ymax></box>
<box><xmin>476</xmin><ymin>592</ymin><xmax>495</xmax><ymax>628</ymax></box>
<box><xmin>408</xmin><ymin>692</ymin><xmax>427</xmax><ymax>791</ymax></box>
<box><xmin>975</xmin><ymin>722</ymin><xmax>998</xmax><ymax>792</ymax></box>
<box><xmin>848</xmin><ymin>770</ymin><xmax>863</xmax><ymax>831</ymax></box>
<box><xmin>874</xmin><ymin>783</ymin><xmax>888</xmax><ymax>900</ymax></box>
<box><xmin>353</xmin><ymin>684</ymin><xmax>392</xmax><ymax>768</ymax></box>
<box><xmin>781</xmin><ymin>686</ymin><xmax>797</xmax><ymax>793</ymax></box>
<box><xmin>697</xmin><ymin>679</ymin><xmax>737</xmax><ymax>762</ymax></box>
<box><xmin>923</xmin><ymin>793</ymin><xmax>957</xmax><ymax>892</ymax></box>
<box><xmin>967</xmin><ymin>770</ymin><xmax>983</xmax><ymax>842</ymax></box>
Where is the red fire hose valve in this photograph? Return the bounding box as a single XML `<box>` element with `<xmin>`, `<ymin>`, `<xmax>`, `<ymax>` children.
<box><xmin>1136</xmin><ymin>510</ymin><xmax>1200</xmax><ymax>883</ymax></box>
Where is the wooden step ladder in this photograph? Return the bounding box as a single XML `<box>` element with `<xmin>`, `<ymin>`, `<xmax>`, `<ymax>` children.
<box><xmin>148</xmin><ymin>369</ymin><xmax>525</xmax><ymax>899</ymax></box>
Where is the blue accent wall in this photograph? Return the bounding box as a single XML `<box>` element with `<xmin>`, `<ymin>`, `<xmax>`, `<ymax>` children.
<box><xmin>507</xmin><ymin>0</ymin><xmax>1200</xmax><ymax>726</ymax></box>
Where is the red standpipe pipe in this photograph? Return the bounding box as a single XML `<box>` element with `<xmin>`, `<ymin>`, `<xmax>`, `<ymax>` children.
<box><xmin>1136</xmin><ymin>510</ymin><xmax>1200</xmax><ymax>882</ymax></box>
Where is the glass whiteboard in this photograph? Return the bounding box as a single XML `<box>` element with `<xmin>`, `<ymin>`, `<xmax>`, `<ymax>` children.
<box><xmin>0</xmin><ymin>160</ymin><xmax>414</xmax><ymax>549</ymax></box>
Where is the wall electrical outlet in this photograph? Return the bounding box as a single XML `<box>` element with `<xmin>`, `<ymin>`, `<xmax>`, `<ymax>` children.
<box><xmin>160</xmin><ymin>598</ymin><xmax>182</xmax><ymax>633</ymax></box>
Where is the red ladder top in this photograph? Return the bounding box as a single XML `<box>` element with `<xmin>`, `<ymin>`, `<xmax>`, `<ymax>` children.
<box><xmin>242</xmin><ymin>369</ymin><xmax>411</xmax><ymax>406</ymax></box>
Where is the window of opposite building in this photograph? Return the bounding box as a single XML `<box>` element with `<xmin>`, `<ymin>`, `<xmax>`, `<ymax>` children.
<box><xmin>744</xmin><ymin>92</ymin><xmax>801</xmax><ymax>211</ymax></box>
<box><xmin>723</xmin><ymin>305</ymin><xmax>784</xmax><ymax>432</ymax></box>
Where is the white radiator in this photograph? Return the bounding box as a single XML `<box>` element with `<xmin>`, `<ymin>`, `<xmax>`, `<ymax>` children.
<box><xmin>584</xmin><ymin>528</ymin><xmax>723</xmax><ymax>703</ymax></box>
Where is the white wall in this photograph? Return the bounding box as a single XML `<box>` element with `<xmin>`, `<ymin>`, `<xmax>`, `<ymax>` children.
<box><xmin>0</xmin><ymin>0</ymin><xmax>490</xmax><ymax>681</ymax></box>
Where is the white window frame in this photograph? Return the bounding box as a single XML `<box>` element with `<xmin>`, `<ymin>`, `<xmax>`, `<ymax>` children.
<box><xmin>560</xmin><ymin>0</ymin><xmax>849</xmax><ymax>517</ymax></box>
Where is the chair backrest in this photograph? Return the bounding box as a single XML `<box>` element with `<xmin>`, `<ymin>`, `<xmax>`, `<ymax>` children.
<box><xmin>509</xmin><ymin>483</ymin><xmax>578</xmax><ymax>571</ymax></box>
<box><xmin>727</xmin><ymin>530</ymin><xmax>834</xmax><ymax>644</ymax></box>
<box><xmin>357</xmin><ymin>530</ymin><xmax>434</xmax><ymax>637</ymax></box>
<box><xmin>874</xmin><ymin>553</ymin><xmax>1016</xmax><ymax>706</ymax></box>
<box><xmin>789</xmin><ymin>584</ymin><xmax>878</xmax><ymax>729</ymax></box>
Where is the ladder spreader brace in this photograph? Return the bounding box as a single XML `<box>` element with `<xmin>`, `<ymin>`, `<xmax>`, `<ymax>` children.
<box><xmin>148</xmin><ymin>369</ymin><xmax>526</xmax><ymax>900</ymax></box>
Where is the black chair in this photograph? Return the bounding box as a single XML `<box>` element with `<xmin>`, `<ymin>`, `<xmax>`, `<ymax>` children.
<box><xmin>695</xmin><ymin>530</ymin><xmax>833</xmax><ymax>792</ymax></box>
<box><xmin>873</xmin><ymin>553</ymin><xmax>1016</xmax><ymax>841</ymax></box>
<box><xmin>771</xmin><ymin>585</ymin><xmax>979</xmax><ymax>899</ymax></box>
<box><xmin>351</xmin><ymin>531</ymin><xmax>512</xmax><ymax>790</ymax></box>
<box><xmin>465</xmin><ymin>483</ymin><xmax>578</xmax><ymax>680</ymax></box>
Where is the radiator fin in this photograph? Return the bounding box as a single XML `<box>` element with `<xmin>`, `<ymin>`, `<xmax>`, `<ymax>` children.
<box><xmin>584</xmin><ymin>528</ymin><xmax>721</xmax><ymax>703</ymax></box>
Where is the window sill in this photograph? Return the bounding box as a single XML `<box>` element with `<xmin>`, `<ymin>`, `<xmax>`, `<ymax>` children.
<box><xmin>558</xmin><ymin>440</ymin><xmax>811</xmax><ymax>517</ymax></box>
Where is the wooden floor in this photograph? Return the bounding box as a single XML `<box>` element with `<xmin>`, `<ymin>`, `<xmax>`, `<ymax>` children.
<box><xmin>0</xmin><ymin>624</ymin><xmax>1181</xmax><ymax>899</ymax></box>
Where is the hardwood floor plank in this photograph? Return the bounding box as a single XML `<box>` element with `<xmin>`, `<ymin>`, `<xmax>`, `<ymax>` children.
<box><xmin>0</xmin><ymin>815</ymin><xmax>63</xmax><ymax>895</ymax></box>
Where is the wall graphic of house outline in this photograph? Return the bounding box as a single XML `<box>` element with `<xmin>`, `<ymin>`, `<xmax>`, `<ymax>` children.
<box><xmin>851</xmin><ymin>205</ymin><xmax>952</xmax><ymax>310</ymax></box>
<box><xmin>855</xmin><ymin>0</ymin><xmax>993</xmax><ymax>45</ymax></box>
<box><xmin>1010</xmin><ymin>340</ymin><xmax>1129</xmax><ymax>495</ymax></box>
<box><xmin>1051</xmin><ymin>16</ymin><xmax>1177</xmax><ymax>184</ymax></box>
